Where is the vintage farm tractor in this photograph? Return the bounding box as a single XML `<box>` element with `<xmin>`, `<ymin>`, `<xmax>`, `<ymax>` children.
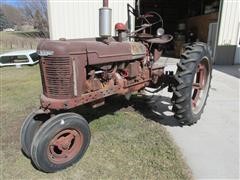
<box><xmin>20</xmin><ymin>0</ymin><xmax>212</xmax><ymax>172</ymax></box>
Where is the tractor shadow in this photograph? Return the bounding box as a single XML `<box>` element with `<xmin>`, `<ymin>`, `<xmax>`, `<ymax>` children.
<box><xmin>74</xmin><ymin>94</ymin><xmax>181</xmax><ymax>127</ymax></box>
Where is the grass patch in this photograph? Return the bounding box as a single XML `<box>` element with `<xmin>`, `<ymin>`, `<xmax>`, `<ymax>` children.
<box><xmin>0</xmin><ymin>65</ymin><xmax>192</xmax><ymax>179</ymax></box>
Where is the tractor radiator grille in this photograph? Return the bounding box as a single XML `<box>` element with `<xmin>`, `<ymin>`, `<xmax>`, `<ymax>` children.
<box><xmin>40</xmin><ymin>57</ymin><xmax>73</xmax><ymax>99</ymax></box>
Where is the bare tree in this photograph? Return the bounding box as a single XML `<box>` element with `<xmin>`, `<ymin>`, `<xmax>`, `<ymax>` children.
<box><xmin>21</xmin><ymin>0</ymin><xmax>49</xmax><ymax>36</ymax></box>
<box><xmin>1</xmin><ymin>4</ymin><xmax>25</xmax><ymax>27</ymax></box>
<box><xmin>0</xmin><ymin>7</ymin><xmax>13</xmax><ymax>30</ymax></box>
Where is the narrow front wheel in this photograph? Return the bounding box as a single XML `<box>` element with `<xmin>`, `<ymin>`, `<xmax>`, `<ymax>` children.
<box><xmin>30</xmin><ymin>113</ymin><xmax>91</xmax><ymax>172</ymax></box>
<box><xmin>20</xmin><ymin>111</ymin><xmax>50</xmax><ymax>157</ymax></box>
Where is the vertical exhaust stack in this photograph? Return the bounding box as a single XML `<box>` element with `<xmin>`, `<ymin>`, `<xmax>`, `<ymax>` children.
<box><xmin>99</xmin><ymin>0</ymin><xmax>112</xmax><ymax>38</ymax></box>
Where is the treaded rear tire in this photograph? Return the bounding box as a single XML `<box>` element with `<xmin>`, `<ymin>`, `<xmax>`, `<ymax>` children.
<box><xmin>172</xmin><ymin>42</ymin><xmax>212</xmax><ymax>125</ymax></box>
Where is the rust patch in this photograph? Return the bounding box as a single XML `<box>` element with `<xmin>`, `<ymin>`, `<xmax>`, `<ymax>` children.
<box><xmin>48</xmin><ymin>129</ymin><xmax>83</xmax><ymax>164</ymax></box>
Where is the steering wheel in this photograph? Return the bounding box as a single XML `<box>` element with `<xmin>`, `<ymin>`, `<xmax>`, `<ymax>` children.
<box><xmin>134</xmin><ymin>11</ymin><xmax>164</xmax><ymax>35</ymax></box>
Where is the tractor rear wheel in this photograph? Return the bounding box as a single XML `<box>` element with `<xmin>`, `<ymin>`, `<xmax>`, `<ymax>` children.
<box><xmin>20</xmin><ymin>111</ymin><xmax>50</xmax><ymax>157</ymax></box>
<box><xmin>30</xmin><ymin>113</ymin><xmax>91</xmax><ymax>172</ymax></box>
<box><xmin>172</xmin><ymin>42</ymin><xmax>212</xmax><ymax>125</ymax></box>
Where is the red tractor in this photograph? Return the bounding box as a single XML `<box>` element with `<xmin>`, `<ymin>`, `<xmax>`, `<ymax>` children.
<box><xmin>20</xmin><ymin>0</ymin><xmax>212</xmax><ymax>172</ymax></box>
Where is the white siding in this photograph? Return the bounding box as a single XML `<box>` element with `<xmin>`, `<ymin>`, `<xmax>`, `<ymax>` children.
<box><xmin>48</xmin><ymin>0</ymin><xmax>135</xmax><ymax>40</ymax></box>
<box><xmin>218</xmin><ymin>0</ymin><xmax>240</xmax><ymax>45</ymax></box>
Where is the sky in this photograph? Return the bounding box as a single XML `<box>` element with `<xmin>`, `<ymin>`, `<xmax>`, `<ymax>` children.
<box><xmin>1</xmin><ymin>0</ymin><xmax>23</xmax><ymax>7</ymax></box>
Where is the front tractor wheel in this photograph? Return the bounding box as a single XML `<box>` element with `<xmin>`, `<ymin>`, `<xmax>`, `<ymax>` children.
<box><xmin>30</xmin><ymin>113</ymin><xmax>91</xmax><ymax>173</ymax></box>
<box><xmin>172</xmin><ymin>43</ymin><xmax>212</xmax><ymax>125</ymax></box>
<box><xmin>20</xmin><ymin>111</ymin><xmax>50</xmax><ymax>157</ymax></box>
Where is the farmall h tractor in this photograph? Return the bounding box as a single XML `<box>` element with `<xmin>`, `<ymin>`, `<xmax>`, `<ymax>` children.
<box><xmin>20</xmin><ymin>0</ymin><xmax>212</xmax><ymax>172</ymax></box>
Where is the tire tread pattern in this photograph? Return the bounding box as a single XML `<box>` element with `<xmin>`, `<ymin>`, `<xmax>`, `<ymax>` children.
<box><xmin>172</xmin><ymin>42</ymin><xmax>212</xmax><ymax>125</ymax></box>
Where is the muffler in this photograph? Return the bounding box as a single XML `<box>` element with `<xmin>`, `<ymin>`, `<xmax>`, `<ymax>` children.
<box><xmin>99</xmin><ymin>0</ymin><xmax>112</xmax><ymax>37</ymax></box>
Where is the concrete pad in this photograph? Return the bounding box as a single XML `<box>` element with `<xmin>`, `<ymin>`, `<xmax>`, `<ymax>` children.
<box><xmin>149</xmin><ymin>65</ymin><xmax>239</xmax><ymax>179</ymax></box>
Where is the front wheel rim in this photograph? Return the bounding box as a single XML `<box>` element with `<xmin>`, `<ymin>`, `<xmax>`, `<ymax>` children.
<box><xmin>47</xmin><ymin>129</ymin><xmax>83</xmax><ymax>164</ymax></box>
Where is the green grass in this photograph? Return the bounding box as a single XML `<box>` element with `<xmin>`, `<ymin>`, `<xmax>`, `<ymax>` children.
<box><xmin>0</xmin><ymin>66</ymin><xmax>192</xmax><ymax>179</ymax></box>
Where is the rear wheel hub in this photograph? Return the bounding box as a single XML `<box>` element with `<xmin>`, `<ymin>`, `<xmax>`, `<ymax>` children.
<box><xmin>191</xmin><ymin>58</ymin><xmax>210</xmax><ymax>114</ymax></box>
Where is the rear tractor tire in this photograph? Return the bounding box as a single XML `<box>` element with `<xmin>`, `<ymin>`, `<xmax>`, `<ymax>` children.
<box><xmin>30</xmin><ymin>113</ymin><xmax>91</xmax><ymax>173</ymax></box>
<box><xmin>172</xmin><ymin>42</ymin><xmax>212</xmax><ymax>125</ymax></box>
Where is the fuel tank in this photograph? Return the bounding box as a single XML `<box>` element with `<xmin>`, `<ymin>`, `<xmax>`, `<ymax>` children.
<box><xmin>37</xmin><ymin>38</ymin><xmax>146</xmax><ymax>65</ymax></box>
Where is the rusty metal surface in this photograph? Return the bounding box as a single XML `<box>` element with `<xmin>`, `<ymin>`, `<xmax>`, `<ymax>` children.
<box><xmin>126</xmin><ymin>61</ymin><xmax>140</xmax><ymax>78</ymax></box>
<box><xmin>192</xmin><ymin>63</ymin><xmax>207</xmax><ymax>110</ymax></box>
<box><xmin>86</xmin><ymin>41</ymin><xmax>146</xmax><ymax>65</ymax></box>
<box><xmin>39</xmin><ymin>57</ymin><xmax>74</xmax><ymax>99</ymax></box>
<box><xmin>38</xmin><ymin>40</ymin><xmax>146</xmax><ymax>65</ymax></box>
<box><xmin>146</xmin><ymin>35</ymin><xmax>173</xmax><ymax>44</ymax></box>
<box><xmin>153</xmin><ymin>49</ymin><xmax>162</xmax><ymax>62</ymax></box>
<box><xmin>48</xmin><ymin>129</ymin><xmax>83</xmax><ymax>164</ymax></box>
<box><xmin>130</xmin><ymin>42</ymin><xmax>147</xmax><ymax>59</ymax></box>
<box><xmin>103</xmin><ymin>0</ymin><xmax>109</xmax><ymax>7</ymax></box>
<box><xmin>40</xmin><ymin>63</ymin><xmax>151</xmax><ymax>110</ymax></box>
<box><xmin>40</xmin><ymin>85</ymin><xmax>120</xmax><ymax>110</ymax></box>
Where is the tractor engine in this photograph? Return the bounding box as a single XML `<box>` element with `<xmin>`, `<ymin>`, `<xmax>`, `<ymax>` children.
<box><xmin>37</xmin><ymin>39</ymin><xmax>156</xmax><ymax>110</ymax></box>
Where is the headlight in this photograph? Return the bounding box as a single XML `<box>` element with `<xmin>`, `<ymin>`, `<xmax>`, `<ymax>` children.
<box><xmin>156</xmin><ymin>28</ymin><xmax>165</xmax><ymax>36</ymax></box>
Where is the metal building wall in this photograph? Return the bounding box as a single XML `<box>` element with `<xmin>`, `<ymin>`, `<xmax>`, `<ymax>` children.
<box><xmin>48</xmin><ymin>0</ymin><xmax>135</xmax><ymax>40</ymax></box>
<box><xmin>214</xmin><ymin>0</ymin><xmax>240</xmax><ymax>64</ymax></box>
<box><xmin>218</xmin><ymin>0</ymin><xmax>240</xmax><ymax>46</ymax></box>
